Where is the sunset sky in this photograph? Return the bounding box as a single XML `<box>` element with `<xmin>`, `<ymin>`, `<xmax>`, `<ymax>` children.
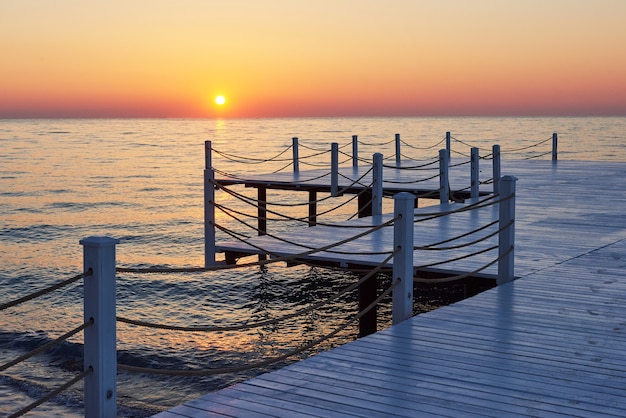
<box><xmin>1</xmin><ymin>0</ymin><xmax>625</xmax><ymax>118</ymax></box>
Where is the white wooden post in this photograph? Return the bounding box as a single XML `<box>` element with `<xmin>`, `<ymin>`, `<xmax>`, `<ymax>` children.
<box><xmin>492</xmin><ymin>144</ymin><xmax>501</xmax><ymax>195</ymax></box>
<box><xmin>331</xmin><ymin>142</ymin><xmax>339</xmax><ymax>197</ymax></box>
<box><xmin>445</xmin><ymin>131</ymin><xmax>451</xmax><ymax>160</ymax></box>
<box><xmin>204</xmin><ymin>140</ymin><xmax>216</xmax><ymax>267</ymax></box>
<box><xmin>292</xmin><ymin>137</ymin><xmax>299</xmax><ymax>173</ymax></box>
<box><xmin>392</xmin><ymin>192</ymin><xmax>414</xmax><ymax>324</ymax></box>
<box><xmin>372</xmin><ymin>153</ymin><xmax>383</xmax><ymax>216</ymax></box>
<box><xmin>352</xmin><ymin>135</ymin><xmax>358</xmax><ymax>168</ymax></box>
<box><xmin>497</xmin><ymin>176</ymin><xmax>517</xmax><ymax>285</ymax></box>
<box><xmin>439</xmin><ymin>149</ymin><xmax>449</xmax><ymax>204</ymax></box>
<box><xmin>470</xmin><ymin>147</ymin><xmax>480</xmax><ymax>199</ymax></box>
<box><xmin>552</xmin><ymin>132</ymin><xmax>558</xmax><ymax>161</ymax></box>
<box><xmin>81</xmin><ymin>236</ymin><xmax>119</xmax><ymax>418</ymax></box>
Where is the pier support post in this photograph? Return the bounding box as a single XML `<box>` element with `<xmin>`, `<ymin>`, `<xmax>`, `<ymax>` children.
<box><xmin>308</xmin><ymin>190</ymin><xmax>317</xmax><ymax>227</ymax></box>
<box><xmin>395</xmin><ymin>134</ymin><xmax>401</xmax><ymax>164</ymax></box>
<box><xmin>446</xmin><ymin>131</ymin><xmax>451</xmax><ymax>160</ymax></box>
<box><xmin>352</xmin><ymin>135</ymin><xmax>359</xmax><ymax>168</ymax></box>
<box><xmin>392</xmin><ymin>193</ymin><xmax>415</xmax><ymax>324</ymax></box>
<box><xmin>552</xmin><ymin>133</ymin><xmax>558</xmax><ymax>161</ymax></box>
<box><xmin>372</xmin><ymin>153</ymin><xmax>383</xmax><ymax>217</ymax></box>
<box><xmin>358</xmin><ymin>273</ymin><xmax>378</xmax><ymax>337</ymax></box>
<box><xmin>470</xmin><ymin>147</ymin><xmax>480</xmax><ymax>199</ymax></box>
<box><xmin>439</xmin><ymin>149</ymin><xmax>450</xmax><ymax>204</ymax></box>
<box><xmin>292</xmin><ymin>137</ymin><xmax>299</xmax><ymax>173</ymax></box>
<box><xmin>204</xmin><ymin>140</ymin><xmax>216</xmax><ymax>267</ymax></box>
<box><xmin>258</xmin><ymin>187</ymin><xmax>267</xmax><ymax>261</ymax></box>
<box><xmin>81</xmin><ymin>236</ymin><xmax>119</xmax><ymax>418</ymax></box>
<box><xmin>492</xmin><ymin>144</ymin><xmax>501</xmax><ymax>195</ymax></box>
<box><xmin>331</xmin><ymin>142</ymin><xmax>339</xmax><ymax>197</ymax></box>
<box><xmin>497</xmin><ymin>176</ymin><xmax>517</xmax><ymax>285</ymax></box>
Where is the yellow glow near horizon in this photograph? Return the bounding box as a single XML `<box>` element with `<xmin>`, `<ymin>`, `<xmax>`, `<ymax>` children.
<box><xmin>1</xmin><ymin>1</ymin><xmax>625</xmax><ymax>118</ymax></box>
<box><xmin>215</xmin><ymin>96</ymin><xmax>226</xmax><ymax>106</ymax></box>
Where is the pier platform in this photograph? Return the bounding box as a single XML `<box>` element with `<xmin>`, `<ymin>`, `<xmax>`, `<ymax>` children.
<box><xmin>157</xmin><ymin>159</ymin><xmax>626</xmax><ymax>417</ymax></box>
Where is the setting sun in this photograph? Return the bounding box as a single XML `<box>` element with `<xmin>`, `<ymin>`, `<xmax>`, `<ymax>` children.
<box><xmin>215</xmin><ymin>96</ymin><xmax>226</xmax><ymax>106</ymax></box>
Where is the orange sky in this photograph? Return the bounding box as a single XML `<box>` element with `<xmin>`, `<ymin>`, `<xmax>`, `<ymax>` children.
<box><xmin>1</xmin><ymin>0</ymin><xmax>625</xmax><ymax>118</ymax></box>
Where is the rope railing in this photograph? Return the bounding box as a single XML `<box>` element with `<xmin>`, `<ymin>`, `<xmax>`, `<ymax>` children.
<box><xmin>383</xmin><ymin>172</ymin><xmax>440</xmax><ymax>185</ymax></box>
<box><xmin>119</xmin><ymin>214</ymin><xmax>400</xmax><ymax>276</ymax></box>
<box><xmin>0</xmin><ymin>271</ymin><xmax>90</xmax><ymax>312</ymax></box>
<box><xmin>523</xmin><ymin>150</ymin><xmax>553</xmax><ymax>160</ymax></box>
<box><xmin>383</xmin><ymin>158</ymin><xmax>440</xmax><ymax>170</ymax></box>
<box><xmin>1</xmin><ymin>316</ymin><xmax>94</xmax><ymax>417</ymax></box>
<box><xmin>0</xmin><ymin>319</ymin><xmax>94</xmax><ymax>373</ymax></box>
<box><xmin>117</xmin><ymin>278</ymin><xmax>400</xmax><ymax>377</ymax></box>
<box><xmin>117</xmin><ymin>250</ymin><xmax>397</xmax><ymax>333</ymax></box>
<box><xmin>400</xmin><ymin>136</ymin><xmax>447</xmax><ymax>151</ymax></box>
<box><xmin>212</xmin><ymin>144</ymin><xmax>294</xmax><ymax>164</ymax></box>
<box><xmin>450</xmin><ymin>135</ymin><xmax>555</xmax><ymax>159</ymax></box>
<box><xmin>8</xmin><ymin>367</ymin><xmax>93</xmax><ymax>418</ymax></box>
<box><xmin>414</xmin><ymin>219</ymin><xmax>501</xmax><ymax>251</ymax></box>
<box><xmin>215</xmin><ymin>183</ymin><xmax>379</xmax><ymax>228</ymax></box>
<box><xmin>413</xmin><ymin>246</ymin><xmax>513</xmax><ymax>284</ymax></box>
<box><xmin>357</xmin><ymin>138</ymin><xmax>396</xmax><ymax>147</ymax></box>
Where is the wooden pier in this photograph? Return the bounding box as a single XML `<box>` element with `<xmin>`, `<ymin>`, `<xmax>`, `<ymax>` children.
<box><xmin>156</xmin><ymin>159</ymin><xmax>626</xmax><ymax>417</ymax></box>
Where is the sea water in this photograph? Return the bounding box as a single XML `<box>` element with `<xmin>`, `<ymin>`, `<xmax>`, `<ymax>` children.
<box><xmin>1</xmin><ymin>117</ymin><xmax>625</xmax><ymax>416</ymax></box>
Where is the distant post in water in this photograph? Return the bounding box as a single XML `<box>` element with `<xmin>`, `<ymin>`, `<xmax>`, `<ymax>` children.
<box><xmin>352</xmin><ymin>135</ymin><xmax>359</xmax><ymax>168</ymax></box>
<box><xmin>470</xmin><ymin>147</ymin><xmax>480</xmax><ymax>199</ymax></box>
<box><xmin>497</xmin><ymin>175</ymin><xmax>517</xmax><ymax>285</ymax></box>
<box><xmin>292</xmin><ymin>137</ymin><xmax>299</xmax><ymax>173</ymax></box>
<box><xmin>395</xmin><ymin>133</ymin><xmax>401</xmax><ymax>164</ymax></box>
<box><xmin>204</xmin><ymin>140</ymin><xmax>216</xmax><ymax>267</ymax></box>
<box><xmin>439</xmin><ymin>149</ymin><xmax>450</xmax><ymax>204</ymax></box>
<box><xmin>445</xmin><ymin>131</ymin><xmax>451</xmax><ymax>160</ymax></box>
<box><xmin>552</xmin><ymin>132</ymin><xmax>558</xmax><ymax>161</ymax></box>
<box><xmin>331</xmin><ymin>142</ymin><xmax>339</xmax><ymax>197</ymax></box>
<box><xmin>492</xmin><ymin>144</ymin><xmax>501</xmax><ymax>195</ymax></box>
<box><xmin>81</xmin><ymin>236</ymin><xmax>119</xmax><ymax>418</ymax></box>
<box><xmin>392</xmin><ymin>192</ymin><xmax>415</xmax><ymax>324</ymax></box>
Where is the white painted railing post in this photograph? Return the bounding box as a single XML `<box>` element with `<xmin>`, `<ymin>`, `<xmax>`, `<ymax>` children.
<box><xmin>204</xmin><ymin>140</ymin><xmax>216</xmax><ymax>267</ymax></box>
<box><xmin>470</xmin><ymin>147</ymin><xmax>480</xmax><ymax>199</ymax></box>
<box><xmin>445</xmin><ymin>131</ymin><xmax>451</xmax><ymax>160</ymax></box>
<box><xmin>492</xmin><ymin>144</ymin><xmax>501</xmax><ymax>195</ymax></box>
<box><xmin>81</xmin><ymin>236</ymin><xmax>119</xmax><ymax>418</ymax></box>
<box><xmin>292</xmin><ymin>137</ymin><xmax>299</xmax><ymax>173</ymax></box>
<box><xmin>352</xmin><ymin>135</ymin><xmax>359</xmax><ymax>168</ymax></box>
<box><xmin>331</xmin><ymin>142</ymin><xmax>339</xmax><ymax>197</ymax></box>
<box><xmin>372</xmin><ymin>153</ymin><xmax>383</xmax><ymax>216</ymax></box>
<box><xmin>392</xmin><ymin>192</ymin><xmax>414</xmax><ymax>324</ymax></box>
<box><xmin>497</xmin><ymin>175</ymin><xmax>517</xmax><ymax>285</ymax></box>
<box><xmin>552</xmin><ymin>132</ymin><xmax>558</xmax><ymax>161</ymax></box>
<box><xmin>439</xmin><ymin>149</ymin><xmax>449</xmax><ymax>204</ymax></box>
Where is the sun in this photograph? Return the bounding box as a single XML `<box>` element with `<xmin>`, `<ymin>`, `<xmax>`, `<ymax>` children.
<box><xmin>215</xmin><ymin>95</ymin><xmax>226</xmax><ymax>106</ymax></box>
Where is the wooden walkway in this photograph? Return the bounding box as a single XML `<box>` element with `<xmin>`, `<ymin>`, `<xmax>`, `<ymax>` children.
<box><xmin>156</xmin><ymin>160</ymin><xmax>626</xmax><ymax>417</ymax></box>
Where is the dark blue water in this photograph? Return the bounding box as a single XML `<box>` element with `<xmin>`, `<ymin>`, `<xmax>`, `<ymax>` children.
<box><xmin>1</xmin><ymin>117</ymin><xmax>625</xmax><ymax>415</ymax></box>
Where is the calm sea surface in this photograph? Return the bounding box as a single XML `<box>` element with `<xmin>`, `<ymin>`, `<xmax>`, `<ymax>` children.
<box><xmin>1</xmin><ymin>117</ymin><xmax>625</xmax><ymax>416</ymax></box>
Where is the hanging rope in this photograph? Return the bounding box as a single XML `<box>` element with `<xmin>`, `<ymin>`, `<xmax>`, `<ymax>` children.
<box><xmin>0</xmin><ymin>319</ymin><xmax>93</xmax><ymax>373</ymax></box>
<box><xmin>7</xmin><ymin>367</ymin><xmax>93</xmax><ymax>418</ymax></box>
<box><xmin>212</xmin><ymin>145</ymin><xmax>294</xmax><ymax>164</ymax></box>
<box><xmin>0</xmin><ymin>271</ymin><xmax>90</xmax><ymax>312</ymax></box>
<box><xmin>414</xmin><ymin>219</ymin><xmax>500</xmax><ymax>250</ymax></box>
<box><xmin>400</xmin><ymin>137</ymin><xmax>446</xmax><ymax>150</ymax></box>
<box><xmin>117</xmin><ymin>250</ymin><xmax>397</xmax><ymax>333</ymax></box>
<box><xmin>117</xmin><ymin>279</ymin><xmax>399</xmax><ymax>376</ymax></box>
<box><xmin>413</xmin><ymin>245</ymin><xmax>513</xmax><ymax>283</ymax></box>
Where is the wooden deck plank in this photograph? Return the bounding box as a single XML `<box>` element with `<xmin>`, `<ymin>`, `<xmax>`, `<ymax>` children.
<box><xmin>159</xmin><ymin>160</ymin><xmax>626</xmax><ymax>417</ymax></box>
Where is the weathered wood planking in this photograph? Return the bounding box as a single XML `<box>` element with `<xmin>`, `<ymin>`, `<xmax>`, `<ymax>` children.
<box><xmin>216</xmin><ymin>160</ymin><xmax>626</xmax><ymax>279</ymax></box>
<box><xmin>156</xmin><ymin>160</ymin><xmax>626</xmax><ymax>417</ymax></box>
